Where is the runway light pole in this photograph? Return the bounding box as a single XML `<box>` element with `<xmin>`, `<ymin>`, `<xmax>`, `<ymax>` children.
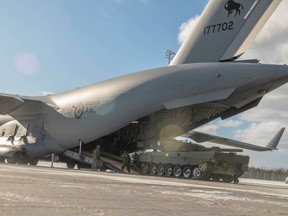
<box><xmin>165</xmin><ymin>50</ymin><xmax>176</xmax><ymax>65</ymax></box>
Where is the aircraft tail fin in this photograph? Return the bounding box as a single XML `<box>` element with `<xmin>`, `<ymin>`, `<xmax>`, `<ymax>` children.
<box><xmin>171</xmin><ymin>0</ymin><xmax>282</xmax><ymax>65</ymax></box>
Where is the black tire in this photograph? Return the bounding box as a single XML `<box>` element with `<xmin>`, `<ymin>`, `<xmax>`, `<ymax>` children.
<box><xmin>28</xmin><ymin>158</ymin><xmax>39</xmax><ymax>166</ymax></box>
<box><xmin>0</xmin><ymin>156</ymin><xmax>5</xmax><ymax>163</ymax></box>
<box><xmin>77</xmin><ymin>163</ymin><xmax>84</xmax><ymax>170</ymax></box>
<box><xmin>7</xmin><ymin>152</ymin><xmax>28</xmax><ymax>165</ymax></box>
<box><xmin>7</xmin><ymin>157</ymin><xmax>16</xmax><ymax>164</ymax></box>
<box><xmin>66</xmin><ymin>160</ymin><xmax>76</xmax><ymax>169</ymax></box>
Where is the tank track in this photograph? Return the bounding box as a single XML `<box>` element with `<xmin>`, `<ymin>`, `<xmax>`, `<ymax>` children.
<box><xmin>138</xmin><ymin>162</ymin><xmax>213</xmax><ymax>181</ymax></box>
<box><xmin>136</xmin><ymin>161</ymin><xmax>243</xmax><ymax>183</ymax></box>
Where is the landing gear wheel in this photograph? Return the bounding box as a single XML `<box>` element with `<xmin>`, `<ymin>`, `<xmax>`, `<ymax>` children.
<box><xmin>141</xmin><ymin>163</ymin><xmax>149</xmax><ymax>175</ymax></box>
<box><xmin>7</xmin><ymin>157</ymin><xmax>16</xmax><ymax>164</ymax></box>
<box><xmin>28</xmin><ymin>158</ymin><xmax>39</xmax><ymax>166</ymax></box>
<box><xmin>150</xmin><ymin>163</ymin><xmax>157</xmax><ymax>175</ymax></box>
<box><xmin>7</xmin><ymin>152</ymin><xmax>28</xmax><ymax>165</ymax></box>
<box><xmin>173</xmin><ymin>165</ymin><xmax>182</xmax><ymax>178</ymax></box>
<box><xmin>0</xmin><ymin>156</ymin><xmax>5</xmax><ymax>163</ymax></box>
<box><xmin>183</xmin><ymin>166</ymin><xmax>192</xmax><ymax>178</ymax></box>
<box><xmin>192</xmin><ymin>167</ymin><xmax>203</xmax><ymax>179</ymax></box>
<box><xmin>165</xmin><ymin>165</ymin><xmax>173</xmax><ymax>176</ymax></box>
<box><xmin>77</xmin><ymin>163</ymin><xmax>87</xmax><ymax>170</ymax></box>
<box><xmin>66</xmin><ymin>160</ymin><xmax>76</xmax><ymax>169</ymax></box>
<box><xmin>157</xmin><ymin>164</ymin><xmax>165</xmax><ymax>176</ymax></box>
<box><xmin>77</xmin><ymin>163</ymin><xmax>82</xmax><ymax>170</ymax></box>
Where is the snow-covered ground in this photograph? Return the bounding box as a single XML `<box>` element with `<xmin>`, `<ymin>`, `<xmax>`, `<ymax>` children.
<box><xmin>37</xmin><ymin>160</ymin><xmax>69</xmax><ymax>169</ymax></box>
<box><xmin>37</xmin><ymin>160</ymin><xmax>288</xmax><ymax>186</ymax></box>
<box><xmin>240</xmin><ymin>178</ymin><xmax>288</xmax><ymax>187</ymax></box>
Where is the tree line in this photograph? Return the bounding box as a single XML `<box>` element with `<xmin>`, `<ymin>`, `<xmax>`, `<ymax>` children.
<box><xmin>242</xmin><ymin>166</ymin><xmax>288</xmax><ymax>182</ymax></box>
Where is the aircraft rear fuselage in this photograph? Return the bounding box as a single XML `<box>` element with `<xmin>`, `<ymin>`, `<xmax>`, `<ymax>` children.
<box><xmin>28</xmin><ymin>63</ymin><xmax>288</xmax><ymax>154</ymax></box>
<box><xmin>1</xmin><ymin>62</ymin><xmax>288</xmax><ymax>157</ymax></box>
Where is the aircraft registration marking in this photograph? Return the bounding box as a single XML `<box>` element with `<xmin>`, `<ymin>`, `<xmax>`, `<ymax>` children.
<box><xmin>204</xmin><ymin>21</ymin><xmax>234</xmax><ymax>35</ymax></box>
<box><xmin>59</xmin><ymin>99</ymin><xmax>115</xmax><ymax>119</ymax></box>
<box><xmin>60</xmin><ymin>102</ymin><xmax>99</xmax><ymax>119</ymax></box>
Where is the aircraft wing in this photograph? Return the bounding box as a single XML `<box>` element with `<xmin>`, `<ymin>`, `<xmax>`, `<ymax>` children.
<box><xmin>171</xmin><ymin>0</ymin><xmax>282</xmax><ymax>65</ymax></box>
<box><xmin>180</xmin><ymin>128</ymin><xmax>285</xmax><ymax>151</ymax></box>
<box><xmin>0</xmin><ymin>93</ymin><xmax>59</xmax><ymax>115</ymax></box>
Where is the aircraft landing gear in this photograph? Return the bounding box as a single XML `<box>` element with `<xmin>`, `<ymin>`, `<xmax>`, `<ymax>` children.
<box><xmin>7</xmin><ymin>152</ymin><xmax>28</xmax><ymax>164</ymax></box>
<box><xmin>0</xmin><ymin>156</ymin><xmax>5</xmax><ymax>163</ymax></box>
<box><xmin>28</xmin><ymin>158</ymin><xmax>39</xmax><ymax>166</ymax></box>
<box><xmin>6</xmin><ymin>152</ymin><xmax>39</xmax><ymax>165</ymax></box>
<box><xmin>66</xmin><ymin>160</ymin><xmax>76</xmax><ymax>169</ymax></box>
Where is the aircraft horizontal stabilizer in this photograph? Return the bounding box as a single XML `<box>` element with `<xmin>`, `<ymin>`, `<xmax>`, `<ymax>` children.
<box><xmin>0</xmin><ymin>94</ymin><xmax>24</xmax><ymax>115</ymax></box>
<box><xmin>0</xmin><ymin>93</ymin><xmax>59</xmax><ymax>115</ymax></box>
<box><xmin>181</xmin><ymin>128</ymin><xmax>285</xmax><ymax>151</ymax></box>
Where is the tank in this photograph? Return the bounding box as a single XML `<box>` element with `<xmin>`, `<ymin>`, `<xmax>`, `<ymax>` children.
<box><xmin>131</xmin><ymin>139</ymin><xmax>249</xmax><ymax>183</ymax></box>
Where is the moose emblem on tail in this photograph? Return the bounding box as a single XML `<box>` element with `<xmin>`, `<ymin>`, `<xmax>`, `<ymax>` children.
<box><xmin>224</xmin><ymin>0</ymin><xmax>244</xmax><ymax>17</ymax></box>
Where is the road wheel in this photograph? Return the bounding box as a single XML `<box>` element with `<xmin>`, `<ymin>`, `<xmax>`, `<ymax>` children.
<box><xmin>173</xmin><ymin>165</ymin><xmax>182</xmax><ymax>178</ymax></box>
<box><xmin>150</xmin><ymin>163</ymin><xmax>157</xmax><ymax>175</ymax></box>
<box><xmin>157</xmin><ymin>164</ymin><xmax>165</xmax><ymax>176</ymax></box>
<box><xmin>141</xmin><ymin>163</ymin><xmax>149</xmax><ymax>175</ymax></box>
<box><xmin>183</xmin><ymin>166</ymin><xmax>192</xmax><ymax>178</ymax></box>
<box><xmin>192</xmin><ymin>167</ymin><xmax>203</xmax><ymax>179</ymax></box>
<box><xmin>165</xmin><ymin>165</ymin><xmax>173</xmax><ymax>176</ymax></box>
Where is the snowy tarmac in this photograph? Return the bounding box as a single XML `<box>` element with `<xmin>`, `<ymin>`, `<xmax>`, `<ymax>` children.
<box><xmin>0</xmin><ymin>162</ymin><xmax>287</xmax><ymax>216</ymax></box>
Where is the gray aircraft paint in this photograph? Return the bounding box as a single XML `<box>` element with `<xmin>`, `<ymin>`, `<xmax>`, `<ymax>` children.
<box><xmin>1</xmin><ymin>62</ymin><xmax>288</xmax><ymax>157</ymax></box>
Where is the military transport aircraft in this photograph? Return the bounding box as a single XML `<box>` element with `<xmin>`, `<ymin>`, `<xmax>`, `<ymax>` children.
<box><xmin>0</xmin><ymin>0</ymin><xmax>286</xmax><ymax>165</ymax></box>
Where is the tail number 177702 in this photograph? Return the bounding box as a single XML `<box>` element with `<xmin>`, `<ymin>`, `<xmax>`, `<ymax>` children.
<box><xmin>204</xmin><ymin>21</ymin><xmax>234</xmax><ymax>35</ymax></box>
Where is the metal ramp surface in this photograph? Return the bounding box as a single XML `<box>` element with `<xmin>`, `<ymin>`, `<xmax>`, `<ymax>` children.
<box><xmin>61</xmin><ymin>150</ymin><xmax>139</xmax><ymax>174</ymax></box>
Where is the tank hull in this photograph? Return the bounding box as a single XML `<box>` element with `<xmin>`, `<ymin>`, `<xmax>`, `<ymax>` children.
<box><xmin>132</xmin><ymin>150</ymin><xmax>249</xmax><ymax>183</ymax></box>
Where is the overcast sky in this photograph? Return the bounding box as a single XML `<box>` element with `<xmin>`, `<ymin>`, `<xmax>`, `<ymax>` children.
<box><xmin>0</xmin><ymin>0</ymin><xmax>287</xmax><ymax>169</ymax></box>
